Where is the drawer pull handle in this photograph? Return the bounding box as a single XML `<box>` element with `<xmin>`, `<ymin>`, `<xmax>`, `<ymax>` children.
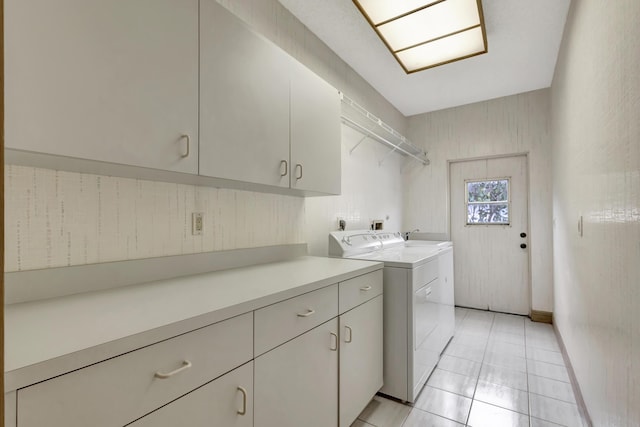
<box><xmin>180</xmin><ymin>134</ymin><xmax>190</xmax><ymax>158</ymax></box>
<box><xmin>297</xmin><ymin>308</ymin><xmax>315</xmax><ymax>317</ymax></box>
<box><xmin>360</xmin><ymin>285</ymin><xmax>372</xmax><ymax>291</ymax></box>
<box><xmin>345</xmin><ymin>325</ymin><xmax>353</xmax><ymax>343</ymax></box>
<box><xmin>237</xmin><ymin>386</ymin><xmax>248</xmax><ymax>415</ymax></box>
<box><xmin>154</xmin><ymin>360</ymin><xmax>192</xmax><ymax>379</ymax></box>
<box><xmin>330</xmin><ymin>332</ymin><xmax>338</xmax><ymax>351</ymax></box>
<box><xmin>280</xmin><ymin>159</ymin><xmax>288</xmax><ymax>177</ymax></box>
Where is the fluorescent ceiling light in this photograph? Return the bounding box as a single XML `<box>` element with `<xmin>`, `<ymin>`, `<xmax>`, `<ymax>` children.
<box><xmin>353</xmin><ymin>0</ymin><xmax>488</xmax><ymax>73</ymax></box>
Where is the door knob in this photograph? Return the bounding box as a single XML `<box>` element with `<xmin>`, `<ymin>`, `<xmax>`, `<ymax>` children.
<box><xmin>520</xmin><ymin>243</ymin><xmax>527</xmax><ymax>249</ymax></box>
<box><xmin>520</xmin><ymin>232</ymin><xmax>527</xmax><ymax>238</ymax></box>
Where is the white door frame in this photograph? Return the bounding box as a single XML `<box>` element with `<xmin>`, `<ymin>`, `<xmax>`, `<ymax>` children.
<box><xmin>447</xmin><ymin>152</ymin><xmax>533</xmax><ymax>314</ymax></box>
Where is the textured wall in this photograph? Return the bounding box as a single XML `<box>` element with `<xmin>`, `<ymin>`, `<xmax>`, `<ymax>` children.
<box><xmin>305</xmin><ymin>125</ymin><xmax>404</xmax><ymax>256</ymax></box>
<box><xmin>4</xmin><ymin>0</ymin><xmax>407</xmax><ymax>273</ymax></box>
<box><xmin>404</xmin><ymin>89</ymin><xmax>554</xmax><ymax>312</ymax></box>
<box><xmin>4</xmin><ymin>165</ymin><xmax>305</xmax><ymax>271</ymax></box>
<box><xmin>551</xmin><ymin>1</ymin><xmax>640</xmax><ymax>425</ymax></box>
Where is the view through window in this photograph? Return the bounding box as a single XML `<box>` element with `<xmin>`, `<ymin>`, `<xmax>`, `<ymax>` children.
<box><xmin>466</xmin><ymin>178</ymin><xmax>510</xmax><ymax>224</ymax></box>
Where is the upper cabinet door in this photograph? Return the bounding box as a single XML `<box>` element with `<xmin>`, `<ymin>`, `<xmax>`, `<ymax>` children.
<box><xmin>290</xmin><ymin>62</ymin><xmax>341</xmax><ymax>195</ymax></box>
<box><xmin>199</xmin><ymin>0</ymin><xmax>290</xmax><ymax>188</ymax></box>
<box><xmin>4</xmin><ymin>0</ymin><xmax>199</xmax><ymax>174</ymax></box>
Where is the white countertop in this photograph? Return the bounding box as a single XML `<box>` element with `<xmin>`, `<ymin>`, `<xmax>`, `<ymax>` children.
<box><xmin>5</xmin><ymin>256</ymin><xmax>382</xmax><ymax>392</ymax></box>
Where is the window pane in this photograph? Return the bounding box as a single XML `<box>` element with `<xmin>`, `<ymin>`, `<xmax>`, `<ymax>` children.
<box><xmin>467</xmin><ymin>203</ymin><xmax>509</xmax><ymax>224</ymax></box>
<box><xmin>467</xmin><ymin>179</ymin><xmax>509</xmax><ymax>202</ymax></box>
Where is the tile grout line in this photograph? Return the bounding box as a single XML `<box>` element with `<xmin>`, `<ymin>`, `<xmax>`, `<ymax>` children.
<box><xmin>463</xmin><ymin>312</ymin><xmax>495</xmax><ymax>426</ymax></box>
<box><xmin>525</xmin><ymin>319</ymin><xmax>533</xmax><ymax>427</ymax></box>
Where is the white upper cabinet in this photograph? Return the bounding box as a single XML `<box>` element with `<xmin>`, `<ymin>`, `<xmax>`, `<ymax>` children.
<box><xmin>290</xmin><ymin>61</ymin><xmax>341</xmax><ymax>194</ymax></box>
<box><xmin>5</xmin><ymin>0</ymin><xmax>340</xmax><ymax>195</ymax></box>
<box><xmin>199</xmin><ymin>0</ymin><xmax>290</xmax><ymax>187</ymax></box>
<box><xmin>200</xmin><ymin>0</ymin><xmax>341</xmax><ymax>195</ymax></box>
<box><xmin>4</xmin><ymin>0</ymin><xmax>199</xmax><ymax>174</ymax></box>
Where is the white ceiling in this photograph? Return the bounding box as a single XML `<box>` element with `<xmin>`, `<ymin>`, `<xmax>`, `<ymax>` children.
<box><xmin>277</xmin><ymin>0</ymin><xmax>571</xmax><ymax>116</ymax></box>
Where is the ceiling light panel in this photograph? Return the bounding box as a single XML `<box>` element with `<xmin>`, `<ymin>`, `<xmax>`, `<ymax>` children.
<box><xmin>397</xmin><ymin>26</ymin><xmax>485</xmax><ymax>72</ymax></box>
<box><xmin>354</xmin><ymin>0</ymin><xmax>442</xmax><ymax>25</ymax></box>
<box><xmin>377</xmin><ymin>0</ymin><xmax>481</xmax><ymax>51</ymax></box>
<box><xmin>353</xmin><ymin>0</ymin><xmax>488</xmax><ymax>73</ymax></box>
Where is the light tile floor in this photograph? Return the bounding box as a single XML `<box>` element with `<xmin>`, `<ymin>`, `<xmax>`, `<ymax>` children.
<box><xmin>353</xmin><ymin>307</ymin><xmax>589</xmax><ymax>427</ymax></box>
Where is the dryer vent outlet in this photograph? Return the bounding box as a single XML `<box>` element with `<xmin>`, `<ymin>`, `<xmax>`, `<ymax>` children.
<box><xmin>371</xmin><ymin>220</ymin><xmax>384</xmax><ymax>230</ymax></box>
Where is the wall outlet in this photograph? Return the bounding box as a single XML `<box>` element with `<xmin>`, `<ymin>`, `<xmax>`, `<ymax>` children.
<box><xmin>192</xmin><ymin>212</ymin><xmax>204</xmax><ymax>235</ymax></box>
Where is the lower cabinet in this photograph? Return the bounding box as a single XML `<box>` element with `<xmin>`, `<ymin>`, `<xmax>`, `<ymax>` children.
<box><xmin>131</xmin><ymin>362</ymin><xmax>253</xmax><ymax>427</ymax></box>
<box><xmin>254</xmin><ymin>319</ymin><xmax>339</xmax><ymax>427</ymax></box>
<box><xmin>15</xmin><ymin>313</ymin><xmax>253</xmax><ymax>427</ymax></box>
<box><xmin>9</xmin><ymin>270</ymin><xmax>384</xmax><ymax>427</ymax></box>
<box><xmin>339</xmin><ymin>295</ymin><xmax>384</xmax><ymax>427</ymax></box>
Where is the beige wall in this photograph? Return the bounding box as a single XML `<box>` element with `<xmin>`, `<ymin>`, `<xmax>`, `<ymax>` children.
<box><xmin>551</xmin><ymin>1</ymin><xmax>640</xmax><ymax>425</ymax></box>
<box><xmin>4</xmin><ymin>0</ymin><xmax>407</xmax><ymax>272</ymax></box>
<box><xmin>4</xmin><ymin>165</ymin><xmax>305</xmax><ymax>271</ymax></box>
<box><xmin>404</xmin><ymin>89</ymin><xmax>554</xmax><ymax>312</ymax></box>
<box><xmin>305</xmin><ymin>125</ymin><xmax>404</xmax><ymax>257</ymax></box>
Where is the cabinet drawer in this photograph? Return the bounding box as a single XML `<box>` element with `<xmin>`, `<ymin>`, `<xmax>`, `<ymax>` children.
<box><xmin>254</xmin><ymin>284</ymin><xmax>338</xmax><ymax>356</ymax></box>
<box><xmin>17</xmin><ymin>313</ymin><xmax>253</xmax><ymax>427</ymax></box>
<box><xmin>339</xmin><ymin>270</ymin><xmax>383</xmax><ymax>314</ymax></box>
<box><xmin>130</xmin><ymin>362</ymin><xmax>253</xmax><ymax>427</ymax></box>
<box><xmin>412</xmin><ymin>257</ymin><xmax>439</xmax><ymax>291</ymax></box>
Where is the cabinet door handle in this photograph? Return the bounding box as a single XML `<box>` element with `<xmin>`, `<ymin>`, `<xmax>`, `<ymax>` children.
<box><xmin>297</xmin><ymin>308</ymin><xmax>315</xmax><ymax>317</ymax></box>
<box><xmin>280</xmin><ymin>160</ymin><xmax>288</xmax><ymax>177</ymax></box>
<box><xmin>237</xmin><ymin>386</ymin><xmax>248</xmax><ymax>415</ymax></box>
<box><xmin>295</xmin><ymin>164</ymin><xmax>303</xmax><ymax>180</ymax></box>
<box><xmin>360</xmin><ymin>285</ymin><xmax>372</xmax><ymax>291</ymax></box>
<box><xmin>330</xmin><ymin>332</ymin><xmax>338</xmax><ymax>351</ymax></box>
<box><xmin>180</xmin><ymin>134</ymin><xmax>190</xmax><ymax>158</ymax></box>
<box><xmin>154</xmin><ymin>360</ymin><xmax>192</xmax><ymax>379</ymax></box>
<box><xmin>345</xmin><ymin>325</ymin><xmax>353</xmax><ymax>343</ymax></box>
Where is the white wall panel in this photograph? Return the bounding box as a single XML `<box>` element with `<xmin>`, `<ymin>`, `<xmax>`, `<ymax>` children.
<box><xmin>305</xmin><ymin>125</ymin><xmax>404</xmax><ymax>256</ymax></box>
<box><xmin>4</xmin><ymin>165</ymin><xmax>305</xmax><ymax>272</ymax></box>
<box><xmin>551</xmin><ymin>1</ymin><xmax>640</xmax><ymax>425</ymax></box>
<box><xmin>404</xmin><ymin>90</ymin><xmax>554</xmax><ymax>312</ymax></box>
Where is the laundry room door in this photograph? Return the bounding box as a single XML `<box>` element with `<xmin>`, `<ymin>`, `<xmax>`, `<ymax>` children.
<box><xmin>449</xmin><ymin>155</ymin><xmax>530</xmax><ymax>315</ymax></box>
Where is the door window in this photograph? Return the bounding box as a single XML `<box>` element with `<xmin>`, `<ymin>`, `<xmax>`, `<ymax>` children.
<box><xmin>465</xmin><ymin>178</ymin><xmax>510</xmax><ymax>225</ymax></box>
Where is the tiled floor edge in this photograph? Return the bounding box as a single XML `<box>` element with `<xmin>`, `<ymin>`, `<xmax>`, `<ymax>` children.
<box><xmin>553</xmin><ymin>322</ymin><xmax>593</xmax><ymax>427</ymax></box>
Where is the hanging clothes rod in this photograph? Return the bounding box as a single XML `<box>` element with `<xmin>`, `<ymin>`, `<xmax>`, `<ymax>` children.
<box><xmin>339</xmin><ymin>92</ymin><xmax>429</xmax><ymax>165</ymax></box>
<box><xmin>341</xmin><ymin>116</ymin><xmax>430</xmax><ymax>165</ymax></box>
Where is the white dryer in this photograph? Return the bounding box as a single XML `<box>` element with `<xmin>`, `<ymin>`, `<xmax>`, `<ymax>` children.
<box><xmin>329</xmin><ymin>230</ymin><xmax>455</xmax><ymax>403</ymax></box>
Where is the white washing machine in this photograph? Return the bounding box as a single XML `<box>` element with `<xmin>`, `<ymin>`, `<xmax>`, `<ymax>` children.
<box><xmin>329</xmin><ymin>230</ymin><xmax>455</xmax><ymax>403</ymax></box>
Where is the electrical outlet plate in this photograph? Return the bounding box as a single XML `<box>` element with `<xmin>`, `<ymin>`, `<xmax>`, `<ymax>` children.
<box><xmin>192</xmin><ymin>212</ymin><xmax>203</xmax><ymax>235</ymax></box>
